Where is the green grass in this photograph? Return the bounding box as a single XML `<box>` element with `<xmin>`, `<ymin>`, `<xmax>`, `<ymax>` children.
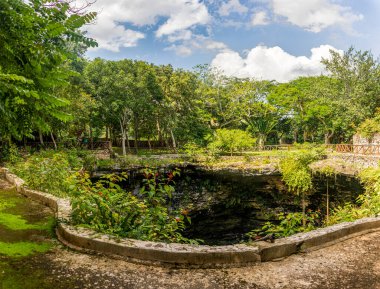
<box><xmin>0</xmin><ymin>213</ymin><xmax>54</xmax><ymax>231</ymax></box>
<box><xmin>0</xmin><ymin>241</ymin><xmax>52</xmax><ymax>257</ymax></box>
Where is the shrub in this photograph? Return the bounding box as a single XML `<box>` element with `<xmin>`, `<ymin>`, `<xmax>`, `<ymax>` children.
<box><xmin>71</xmin><ymin>169</ymin><xmax>196</xmax><ymax>244</ymax></box>
<box><xmin>246</xmin><ymin>211</ymin><xmax>320</xmax><ymax>239</ymax></box>
<box><xmin>279</xmin><ymin>150</ymin><xmax>322</xmax><ymax>226</ymax></box>
<box><xmin>10</xmin><ymin>151</ymin><xmax>74</xmax><ymax>197</ymax></box>
<box><xmin>207</xmin><ymin>129</ymin><xmax>255</xmax><ymax>156</ymax></box>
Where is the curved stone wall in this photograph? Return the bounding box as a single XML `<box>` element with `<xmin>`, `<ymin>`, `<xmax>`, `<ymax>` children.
<box><xmin>2</xmin><ymin>167</ymin><xmax>380</xmax><ymax>268</ymax></box>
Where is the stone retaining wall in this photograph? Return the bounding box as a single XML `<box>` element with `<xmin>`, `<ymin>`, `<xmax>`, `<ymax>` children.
<box><xmin>1</xmin><ymin>167</ymin><xmax>380</xmax><ymax>268</ymax></box>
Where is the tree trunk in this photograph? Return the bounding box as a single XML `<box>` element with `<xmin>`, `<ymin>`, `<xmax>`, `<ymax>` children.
<box><xmin>126</xmin><ymin>133</ymin><xmax>130</xmax><ymax>152</ymax></box>
<box><xmin>156</xmin><ymin>118</ymin><xmax>163</xmax><ymax>145</ymax></box>
<box><xmin>134</xmin><ymin>120</ymin><xmax>138</xmax><ymax>153</ymax></box>
<box><xmin>147</xmin><ymin>136</ymin><xmax>152</xmax><ymax>150</ymax></box>
<box><xmin>121</xmin><ymin>135</ymin><xmax>126</xmax><ymax>156</ymax></box>
<box><xmin>303</xmin><ymin>130</ymin><xmax>308</xmax><ymax>142</ymax></box>
<box><xmin>324</xmin><ymin>132</ymin><xmax>334</xmax><ymax>144</ymax></box>
<box><xmin>302</xmin><ymin>191</ymin><xmax>306</xmax><ymax>227</ymax></box>
<box><xmin>170</xmin><ymin>129</ymin><xmax>177</xmax><ymax>151</ymax></box>
<box><xmin>39</xmin><ymin>130</ymin><xmax>44</xmax><ymax>146</ymax></box>
<box><xmin>90</xmin><ymin>126</ymin><xmax>93</xmax><ymax>150</ymax></box>
<box><xmin>50</xmin><ymin>132</ymin><xmax>57</xmax><ymax>150</ymax></box>
<box><xmin>258</xmin><ymin>134</ymin><xmax>266</xmax><ymax>149</ymax></box>
<box><xmin>326</xmin><ymin>179</ymin><xmax>329</xmax><ymax>223</ymax></box>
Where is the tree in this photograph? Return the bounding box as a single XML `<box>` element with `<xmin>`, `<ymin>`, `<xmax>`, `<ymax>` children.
<box><xmin>0</xmin><ymin>0</ymin><xmax>97</xmax><ymax>141</ymax></box>
<box><xmin>322</xmin><ymin>47</ymin><xmax>380</xmax><ymax>129</ymax></box>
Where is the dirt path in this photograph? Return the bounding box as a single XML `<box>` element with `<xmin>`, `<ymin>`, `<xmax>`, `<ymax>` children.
<box><xmin>1</xmin><ymin>179</ymin><xmax>379</xmax><ymax>289</ymax></box>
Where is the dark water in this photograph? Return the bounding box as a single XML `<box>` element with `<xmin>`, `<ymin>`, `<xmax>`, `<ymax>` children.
<box><xmin>94</xmin><ymin>166</ymin><xmax>364</xmax><ymax>245</ymax></box>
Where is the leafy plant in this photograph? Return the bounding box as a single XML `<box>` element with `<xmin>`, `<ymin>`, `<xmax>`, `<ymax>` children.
<box><xmin>9</xmin><ymin>151</ymin><xmax>74</xmax><ymax>197</ymax></box>
<box><xmin>279</xmin><ymin>150</ymin><xmax>322</xmax><ymax>226</ymax></box>
<box><xmin>71</xmin><ymin>169</ymin><xmax>196</xmax><ymax>243</ymax></box>
<box><xmin>246</xmin><ymin>211</ymin><xmax>321</xmax><ymax>239</ymax></box>
<box><xmin>327</xmin><ymin>167</ymin><xmax>380</xmax><ymax>225</ymax></box>
<box><xmin>0</xmin><ymin>142</ymin><xmax>21</xmax><ymax>164</ymax></box>
<box><xmin>207</xmin><ymin>128</ymin><xmax>255</xmax><ymax>156</ymax></box>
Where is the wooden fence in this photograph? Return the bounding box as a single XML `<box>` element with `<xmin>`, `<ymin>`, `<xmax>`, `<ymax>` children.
<box><xmin>333</xmin><ymin>144</ymin><xmax>380</xmax><ymax>155</ymax></box>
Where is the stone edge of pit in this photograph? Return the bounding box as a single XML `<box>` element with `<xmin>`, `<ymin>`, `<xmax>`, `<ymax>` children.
<box><xmin>2</xmin><ymin>167</ymin><xmax>380</xmax><ymax>268</ymax></box>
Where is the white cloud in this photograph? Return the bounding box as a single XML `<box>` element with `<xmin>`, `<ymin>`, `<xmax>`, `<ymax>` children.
<box><xmin>251</xmin><ymin>11</ymin><xmax>270</xmax><ymax>26</ymax></box>
<box><xmin>167</xmin><ymin>30</ymin><xmax>193</xmax><ymax>43</ymax></box>
<box><xmin>210</xmin><ymin>45</ymin><xmax>343</xmax><ymax>82</ymax></box>
<box><xmin>85</xmin><ymin>0</ymin><xmax>210</xmax><ymax>51</ymax></box>
<box><xmin>156</xmin><ymin>2</ymin><xmax>210</xmax><ymax>37</ymax></box>
<box><xmin>165</xmin><ymin>36</ymin><xmax>228</xmax><ymax>56</ymax></box>
<box><xmin>219</xmin><ymin>0</ymin><xmax>249</xmax><ymax>16</ymax></box>
<box><xmin>165</xmin><ymin>45</ymin><xmax>194</xmax><ymax>56</ymax></box>
<box><xmin>271</xmin><ymin>0</ymin><xmax>363</xmax><ymax>32</ymax></box>
<box><xmin>86</xmin><ymin>16</ymin><xmax>145</xmax><ymax>52</ymax></box>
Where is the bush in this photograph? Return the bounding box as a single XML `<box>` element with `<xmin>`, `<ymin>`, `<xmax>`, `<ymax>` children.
<box><xmin>7</xmin><ymin>149</ymin><xmax>97</xmax><ymax>197</ymax></box>
<box><xmin>246</xmin><ymin>211</ymin><xmax>320</xmax><ymax>239</ymax></box>
<box><xmin>71</xmin><ymin>169</ymin><xmax>196</xmax><ymax>244</ymax></box>
<box><xmin>328</xmin><ymin>167</ymin><xmax>380</xmax><ymax>224</ymax></box>
<box><xmin>207</xmin><ymin>129</ymin><xmax>255</xmax><ymax>156</ymax></box>
<box><xmin>0</xmin><ymin>143</ymin><xmax>21</xmax><ymax>164</ymax></box>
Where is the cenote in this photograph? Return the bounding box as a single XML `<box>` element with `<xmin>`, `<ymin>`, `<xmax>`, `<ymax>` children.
<box><xmin>94</xmin><ymin>166</ymin><xmax>364</xmax><ymax>246</ymax></box>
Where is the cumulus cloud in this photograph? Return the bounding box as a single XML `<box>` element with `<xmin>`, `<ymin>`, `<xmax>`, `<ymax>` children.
<box><xmin>251</xmin><ymin>11</ymin><xmax>270</xmax><ymax>26</ymax></box>
<box><xmin>86</xmin><ymin>16</ymin><xmax>144</xmax><ymax>52</ymax></box>
<box><xmin>271</xmin><ymin>0</ymin><xmax>363</xmax><ymax>32</ymax></box>
<box><xmin>84</xmin><ymin>0</ymin><xmax>210</xmax><ymax>51</ymax></box>
<box><xmin>165</xmin><ymin>36</ymin><xmax>228</xmax><ymax>56</ymax></box>
<box><xmin>210</xmin><ymin>45</ymin><xmax>342</xmax><ymax>82</ymax></box>
<box><xmin>218</xmin><ymin>0</ymin><xmax>248</xmax><ymax>16</ymax></box>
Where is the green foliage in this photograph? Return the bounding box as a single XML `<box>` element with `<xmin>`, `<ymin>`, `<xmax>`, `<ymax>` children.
<box><xmin>356</xmin><ymin>111</ymin><xmax>380</xmax><ymax>140</ymax></box>
<box><xmin>0</xmin><ymin>0</ymin><xmax>97</xmax><ymax>139</ymax></box>
<box><xmin>279</xmin><ymin>150</ymin><xmax>322</xmax><ymax>195</ymax></box>
<box><xmin>0</xmin><ymin>143</ymin><xmax>21</xmax><ymax>164</ymax></box>
<box><xmin>327</xmin><ymin>167</ymin><xmax>380</xmax><ymax>225</ymax></box>
<box><xmin>180</xmin><ymin>142</ymin><xmax>205</xmax><ymax>161</ymax></box>
<box><xmin>71</xmin><ymin>170</ymin><xmax>196</xmax><ymax>243</ymax></box>
<box><xmin>279</xmin><ymin>149</ymin><xmax>323</xmax><ymax>226</ymax></box>
<box><xmin>207</xmin><ymin>129</ymin><xmax>255</xmax><ymax>156</ymax></box>
<box><xmin>246</xmin><ymin>211</ymin><xmax>320</xmax><ymax>239</ymax></box>
<box><xmin>7</xmin><ymin>149</ymin><xmax>95</xmax><ymax>197</ymax></box>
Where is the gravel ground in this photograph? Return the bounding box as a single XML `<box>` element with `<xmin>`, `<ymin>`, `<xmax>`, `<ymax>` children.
<box><xmin>20</xmin><ymin>228</ymin><xmax>377</xmax><ymax>289</ymax></box>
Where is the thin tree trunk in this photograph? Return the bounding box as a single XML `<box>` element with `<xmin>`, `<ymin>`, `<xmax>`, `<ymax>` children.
<box><xmin>134</xmin><ymin>120</ymin><xmax>138</xmax><ymax>154</ymax></box>
<box><xmin>326</xmin><ymin>179</ymin><xmax>329</xmax><ymax>223</ymax></box>
<box><xmin>121</xmin><ymin>135</ymin><xmax>126</xmax><ymax>156</ymax></box>
<box><xmin>156</xmin><ymin>118</ymin><xmax>163</xmax><ymax>145</ymax></box>
<box><xmin>126</xmin><ymin>133</ymin><xmax>130</xmax><ymax>152</ymax></box>
<box><xmin>50</xmin><ymin>131</ymin><xmax>57</xmax><ymax>150</ymax></box>
<box><xmin>147</xmin><ymin>136</ymin><xmax>152</xmax><ymax>150</ymax></box>
<box><xmin>302</xmin><ymin>191</ymin><xmax>306</xmax><ymax>227</ymax></box>
<box><xmin>39</xmin><ymin>130</ymin><xmax>44</xmax><ymax>146</ymax></box>
<box><xmin>170</xmin><ymin>129</ymin><xmax>177</xmax><ymax>150</ymax></box>
<box><xmin>90</xmin><ymin>126</ymin><xmax>93</xmax><ymax>150</ymax></box>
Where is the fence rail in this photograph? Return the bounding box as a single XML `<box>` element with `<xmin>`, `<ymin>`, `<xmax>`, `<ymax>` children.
<box><xmin>333</xmin><ymin>144</ymin><xmax>380</xmax><ymax>155</ymax></box>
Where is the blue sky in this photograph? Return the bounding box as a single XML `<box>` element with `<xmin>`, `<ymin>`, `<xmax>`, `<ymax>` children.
<box><xmin>84</xmin><ymin>0</ymin><xmax>380</xmax><ymax>82</ymax></box>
